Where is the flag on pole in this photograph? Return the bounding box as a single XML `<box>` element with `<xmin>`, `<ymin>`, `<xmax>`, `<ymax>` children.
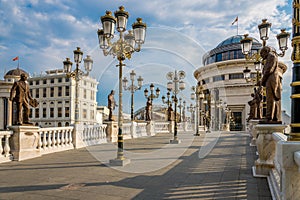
<box><xmin>231</xmin><ymin>16</ymin><xmax>238</xmax><ymax>25</ymax></box>
<box><xmin>12</xmin><ymin>56</ymin><xmax>19</xmax><ymax>61</ymax></box>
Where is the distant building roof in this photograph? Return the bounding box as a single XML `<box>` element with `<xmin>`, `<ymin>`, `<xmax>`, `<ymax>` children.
<box><xmin>202</xmin><ymin>35</ymin><xmax>262</xmax><ymax>66</ymax></box>
<box><xmin>4</xmin><ymin>68</ymin><xmax>29</xmax><ymax>78</ymax></box>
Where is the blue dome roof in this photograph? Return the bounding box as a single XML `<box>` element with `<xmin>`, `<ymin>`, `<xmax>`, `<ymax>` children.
<box><xmin>216</xmin><ymin>35</ymin><xmax>260</xmax><ymax>48</ymax></box>
<box><xmin>202</xmin><ymin>35</ymin><xmax>262</xmax><ymax>66</ymax></box>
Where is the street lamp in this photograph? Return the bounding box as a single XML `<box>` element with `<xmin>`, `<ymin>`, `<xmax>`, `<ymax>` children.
<box><xmin>178</xmin><ymin>98</ymin><xmax>183</xmax><ymax>122</ymax></box>
<box><xmin>187</xmin><ymin>104</ymin><xmax>195</xmax><ymax>124</ymax></box>
<box><xmin>240</xmin><ymin>19</ymin><xmax>290</xmax><ymax>83</ymax></box>
<box><xmin>122</xmin><ymin>70</ymin><xmax>143</xmax><ymax>121</ymax></box>
<box><xmin>97</xmin><ymin>6</ymin><xmax>147</xmax><ymax>166</ymax></box>
<box><xmin>191</xmin><ymin>83</ymin><xmax>205</xmax><ymax>136</ymax></box>
<box><xmin>63</xmin><ymin>47</ymin><xmax>93</xmax><ymax>124</ymax></box>
<box><xmin>166</xmin><ymin>70</ymin><xmax>186</xmax><ymax>144</ymax></box>
<box><xmin>144</xmin><ymin>83</ymin><xmax>160</xmax><ymax>120</ymax></box>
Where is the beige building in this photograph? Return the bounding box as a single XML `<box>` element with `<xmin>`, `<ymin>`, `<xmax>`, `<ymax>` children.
<box><xmin>28</xmin><ymin>69</ymin><xmax>98</xmax><ymax>127</ymax></box>
<box><xmin>0</xmin><ymin>67</ymin><xmax>98</xmax><ymax>129</ymax></box>
<box><xmin>194</xmin><ymin>35</ymin><xmax>262</xmax><ymax>131</ymax></box>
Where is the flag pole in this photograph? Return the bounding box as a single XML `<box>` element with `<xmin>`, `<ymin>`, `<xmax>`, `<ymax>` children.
<box><xmin>17</xmin><ymin>58</ymin><xmax>19</xmax><ymax>69</ymax></box>
<box><xmin>237</xmin><ymin>18</ymin><xmax>239</xmax><ymax>35</ymax></box>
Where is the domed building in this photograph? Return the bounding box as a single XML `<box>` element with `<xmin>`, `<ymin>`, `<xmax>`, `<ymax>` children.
<box><xmin>194</xmin><ymin>35</ymin><xmax>262</xmax><ymax>131</ymax></box>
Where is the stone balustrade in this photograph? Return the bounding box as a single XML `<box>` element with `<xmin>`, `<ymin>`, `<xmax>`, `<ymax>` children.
<box><xmin>154</xmin><ymin>121</ymin><xmax>169</xmax><ymax>133</ymax></box>
<box><xmin>38</xmin><ymin>127</ymin><xmax>74</xmax><ymax>154</ymax></box>
<box><xmin>249</xmin><ymin>122</ymin><xmax>300</xmax><ymax>200</ymax></box>
<box><xmin>0</xmin><ymin>130</ymin><xmax>13</xmax><ymax>163</ymax></box>
<box><xmin>1</xmin><ymin>121</ymin><xmax>193</xmax><ymax>163</ymax></box>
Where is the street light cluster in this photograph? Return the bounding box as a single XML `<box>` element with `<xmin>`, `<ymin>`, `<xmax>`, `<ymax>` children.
<box><xmin>240</xmin><ymin>19</ymin><xmax>290</xmax><ymax>82</ymax></box>
<box><xmin>96</xmin><ymin>6</ymin><xmax>147</xmax><ymax>165</ymax></box>
<box><xmin>63</xmin><ymin>47</ymin><xmax>93</xmax><ymax>124</ymax></box>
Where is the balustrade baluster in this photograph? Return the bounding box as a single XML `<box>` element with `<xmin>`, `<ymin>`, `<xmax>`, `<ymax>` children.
<box><xmin>4</xmin><ymin>135</ymin><xmax>10</xmax><ymax>157</ymax></box>
<box><xmin>51</xmin><ymin>130</ymin><xmax>56</xmax><ymax>148</ymax></box>
<box><xmin>44</xmin><ymin>131</ymin><xmax>49</xmax><ymax>149</ymax></box>
<box><xmin>0</xmin><ymin>135</ymin><xmax>4</xmax><ymax>156</ymax></box>
<box><xmin>57</xmin><ymin>130</ymin><xmax>61</xmax><ymax>147</ymax></box>
<box><xmin>61</xmin><ymin>129</ymin><xmax>65</xmax><ymax>147</ymax></box>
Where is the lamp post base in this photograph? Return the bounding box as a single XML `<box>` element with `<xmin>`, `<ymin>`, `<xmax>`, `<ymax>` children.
<box><xmin>109</xmin><ymin>158</ymin><xmax>131</xmax><ymax>166</ymax></box>
<box><xmin>170</xmin><ymin>139</ymin><xmax>181</xmax><ymax>144</ymax></box>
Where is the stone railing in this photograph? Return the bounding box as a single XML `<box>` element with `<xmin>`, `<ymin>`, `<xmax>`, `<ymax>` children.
<box><xmin>154</xmin><ymin>121</ymin><xmax>169</xmax><ymax>133</ymax></box>
<box><xmin>122</xmin><ymin>123</ymin><xmax>132</xmax><ymax>140</ymax></box>
<box><xmin>0</xmin><ymin>131</ymin><xmax>13</xmax><ymax>163</ymax></box>
<box><xmin>136</xmin><ymin>122</ymin><xmax>147</xmax><ymax>137</ymax></box>
<box><xmin>38</xmin><ymin>127</ymin><xmax>74</xmax><ymax>154</ymax></box>
<box><xmin>81</xmin><ymin>124</ymin><xmax>107</xmax><ymax>145</ymax></box>
<box><xmin>250</xmin><ymin>123</ymin><xmax>300</xmax><ymax>200</ymax></box>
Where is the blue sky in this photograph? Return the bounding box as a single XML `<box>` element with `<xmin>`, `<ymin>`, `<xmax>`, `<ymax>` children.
<box><xmin>0</xmin><ymin>0</ymin><xmax>293</xmax><ymax>115</ymax></box>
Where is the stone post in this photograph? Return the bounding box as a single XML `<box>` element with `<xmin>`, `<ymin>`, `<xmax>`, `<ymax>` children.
<box><xmin>130</xmin><ymin>121</ymin><xmax>137</xmax><ymax>138</ymax></box>
<box><xmin>72</xmin><ymin>123</ymin><xmax>85</xmax><ymax>149</ymax></box>
<box><xmin>249</xmin><ymin>119</ymin><xmax>260</xmax><ymax>146</ymax></box>
<box><xmin>146</xmin><ymin>120</ymin><xmax>155</xmax><ymax>136</ymax></box>
<box><xmin>253</xmin><ymin>124</ymin><xmax>286</xmax><ymax>177</ymax></box>
<box><xmin>9</xmin><ymin>125</ymin><xmax>40</xmax><ymax>161</ymax></box>
<box><xmin>104</xmin><ymin>121</ymin><xmax>118</xmax><ymax>143</ymax></box>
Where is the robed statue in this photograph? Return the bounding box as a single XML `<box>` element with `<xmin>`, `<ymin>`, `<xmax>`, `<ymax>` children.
<box><xmin>108</xmin><ymin>90</ymin><xmax>117</xmax><ymax>121</ymax></box>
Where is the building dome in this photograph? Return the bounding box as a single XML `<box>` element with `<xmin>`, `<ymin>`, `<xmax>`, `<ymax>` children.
<box><xmin>203</xmin><ymin>35</ymin><xmax>262</xmax><ymax>66</ymax></box>
<box><xmin>4</xmin><ymin>68</ymin><xmax>29</xmax><ymax>81</ymax></box>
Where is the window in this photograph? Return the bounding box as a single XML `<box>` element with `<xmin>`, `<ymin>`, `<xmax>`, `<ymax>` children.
<box><xmin>50</xmin><ymin>108</ymin><xmax>54</xmax><ymax>118</ymax></box>
<box><xmin>43</xmin><ymin>88</ymin><xmax>47</xmax><ymax>98</ymax></box>
<box><xmin>35</xmin><ymin>108</ymin><xmax>39</xmax><ymax>118</ymax></box>
<box><xmin>83</xmin><ymin>109</ymin><xmax>87</xmax><ymax>119</ymax></box>
<box><xmin>213</xmin><ymin>75</ymin><xmax>225</xmax><ymax>82</ymax></box>
<box><xmin>65</xmin><ymin>107</ymin><xmax>70</xmax><ymax>117</ymax></box>
<box><xmin>58</xmin><ymin>78</ymin><xmax>62</xmax><ymax>83</ymax></box>
<box><xmin>229</xmin><ymin>73</ymin><xmax>244</xmax><ymax>80</ymax></box>
<box><xmin>202</xmin><ymin>78</ymin><xmax>209</xmax><ymax>85</ymax></box>
<box><xmin>65</xmin><ymin>86</ymin><xmax>70</xmax><ymax>96</ymax></box>
<box><xmin>216</xmin><ymin>53</ymin><xmax>222</xmax><ymax>62</ymax></box>
<box><xmin>43</xmin><ymin>108</ymin><xmax>47</xmax><ymax>118</ymax></box>
<box><xmin>58</xmin><ymin>86</ymin><xmax>62</xmax><ymax>97</ymax></box>
<box><xmin>84</xmin><ymin>89</ymin><xmax>87</xmax><ymax>99</ymax></box>
<box><xmin>36</xmin><ymin>80</ymin><xmax>39</xmax><ymax>85</ymax></box>
<box><xmin>58</xmin><ymin>107</ymin><xmax>62</xmax><ymax>117</ymax></box>
<box><xmin>36</xmin><ymin>89</ymin><xmax>39</xmax><ymax>98</ymax></box>
<box><xmin>65</xmin><ymin>77</ymin><xmax>70</xmax><ymax>82</ymax></box>
<box><xmin>30</xmin><ymin>89</ymin><xmax>33</xmax><ymax>97</ymax></box>
<box><xmin>90</xmin><ymin>110</ymin><xmax>94</xmax><ymax>120</ymax></box>
<box><xmin>50</xmin><ymin>87</ymin><xmax>54</xmax><ymax>97</ymax></box>
<box><xmin>43</xmin><ymin>79</ymin><xmax>47</xmax><ymax>84</ymax></box>
<box><xmin>51</xmin><ymin>79</ymin><xmax>54</xmax><ymax>84</ymax></box>
<box><xmin>29</xmin><ymin>108</ymin><xmax>33</xmax><ymax>118</ymax></box>
<box><xmin>29</xmin><ymin>81</ymin><xmax>33</xmax><ymax>85</ymax></box>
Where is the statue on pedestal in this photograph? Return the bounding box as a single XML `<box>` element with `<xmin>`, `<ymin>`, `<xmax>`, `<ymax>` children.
<box><xmin>248</xmin><ymin>93</ymin><xmax>256</xmax><ymax>122</ymax></box>
<box><xmin>145</xmin><ymin>97</ymin><xmax>152</xmax><ymax>121</ymax></box>
<box><xmin>9</xmin><ymin>73</ymin><xmax>38</xmax><ymax>125</ymax></box>
<box><xmin>108</xmin><ymin>90</ymin><xmax>117</xmax><ymax>121</ymax></box>
<box><xmin>259</xmin><ymin>46</ymin><xmax>286</xmax><ymax>123</ymax></box>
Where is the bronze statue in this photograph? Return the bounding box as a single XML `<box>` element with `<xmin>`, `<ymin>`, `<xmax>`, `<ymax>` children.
<box><xmin>248</xmin><ymin>93</ymin><xmax>256</xmax><ymax>121</ymax></box>
<box><xmin>9</xmin><ymin>73</ymin><xmax>38</xmax><ymax>125</ymax></box>
<box><xmin>145</xmin><ymin>97</ymin><xmax>152</xmax><ymax>121</ymax></box>
<box><xmin>108</xmin><ymin>90</ymin><xmax>117</xmax><ymax>121</ymax></box>
<box><xmin>254</xmin><ymin>86</ymin><xmax>263</xmax><ymax>119</ymax></box>
<box><xmin>167</xmin><ymin>104</ymin><xmax>173</xmax><ymax>121</ymax></box>
<box><xmin>260</xmin><ymin>46</ymin><xmax>282</xmax><ymax>122</ymax></box>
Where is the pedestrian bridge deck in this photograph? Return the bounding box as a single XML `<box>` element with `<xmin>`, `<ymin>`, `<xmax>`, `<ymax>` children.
<box><xmin>0</xmin><ymin>131</ymin><xmax>271</xmax><ymax>200</ymax></box>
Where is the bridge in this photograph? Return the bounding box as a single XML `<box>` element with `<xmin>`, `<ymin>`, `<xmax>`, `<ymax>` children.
<box><xmin>0</xmin><ymin>121</ymin><xmax>299</xmax><ymax>199</ymax></box>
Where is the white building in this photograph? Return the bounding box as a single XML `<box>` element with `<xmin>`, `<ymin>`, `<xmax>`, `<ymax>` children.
<box><xmin>194</xmin><ymin>35</ymin><xmax>263</xmax><ymax>131</ymax></box>
<box><xmin>28</xmin><ymin>69</ymin><xmax>98</xmax><ymax>127</ymax></box>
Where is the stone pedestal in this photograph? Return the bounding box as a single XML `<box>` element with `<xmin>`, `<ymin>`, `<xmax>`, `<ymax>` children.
<box><xmin>253</xmin><ymin>124</ymin><xmax>286</xmax><ymax>177</ymax></box>
<box><xmin>222</xmin><ymin>124</ymin><xmax>230</xmax><ymax>131</ymax></box>
<box><xmin>170</xmin><ymin>138</ymin><xmax>181</xmax><ymax>144</ymax></box>
<box><xmin>72</xmin><ymin>123</ymin><xmax>85</xmax><ymax>149</ymax></box>
<box><xmin>9</xmin><ymin>125</ymin><xmax>41</xmax><ymax>161</ymax></box>
<box><xmin>168</xmin><ymin>121</ymin><xmax>174</xmax><ymax>134</ymax></box>
<box><xmin>146</xmin><ymin>121</ymin><xmax>155</xmax><ymax>136</ymax></box>
<box><xmin>109</xmin><ymin>157</ymin><xmax>131</xmax><ymax>166</ymax></box>
<box><xmin>104</xmin><ymin>121</ymin><xmax>118</xmax><ymax>143</ymax></box>
<box><xmin>130</xmin><ymin>121</ymin><xmax>137</xmax><ymax>138</ymax></box>
<box><xmin>249</xmin><ymin>120</ymin><xmax>260</xmax><ymax>146</ymax></box>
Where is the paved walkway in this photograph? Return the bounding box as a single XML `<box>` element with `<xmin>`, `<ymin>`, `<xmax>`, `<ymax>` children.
<box><xmin>0</xmin><ymin>131</ymin><xmax>271</xmax><ymax>200</ymax></box>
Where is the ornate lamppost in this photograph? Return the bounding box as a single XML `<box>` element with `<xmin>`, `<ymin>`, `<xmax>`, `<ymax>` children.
<box><xmin>63</xmin><ymin>47</ymin><xmax>93</xmax><ymax>124</ymax></box>
<box><xmin>144</xmin><ymin>83</ymin><xmax>160</xmax><ymax>120</ymax></box>
<box><xmin>191</xmin><ymin>83</ymin><xmax>204</xmax><ymax>136</ymax></box>
<box><xmin>97</xmin><ymin>6</ymin><xmax>147</xmax><ymax>165</ymax></box>
<box><xmin>177</xmin><ymin>98</ymin><xmax>183</xmax><ymax>122</ymax></box>
<box><xmin>122</xmin><ymin>70</ymin><xmax>143</xmax><ymax>121</ymax></box>
<box><xmin>187</xmin><ymin>103</ymin><xmax>195</xmax><ymax>124</ymax></box>
<box><xmin>182</xmin><ymin>100</ymin><xmax>186</xmax><ymax>122</ymax></box>
<box><xmin>162</xmin><ymin>91</ymin><xmax>173</xmax><ymax>121</ymax></box>
<box><xmin>166</xmin><ymin>70</ymin><xmax>185</xmax><ymax>144</ymax></box>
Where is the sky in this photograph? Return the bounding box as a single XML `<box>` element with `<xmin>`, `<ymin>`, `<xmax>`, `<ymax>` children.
<box><xmin>0</xmin><ymin>0</ymin><xmax>294</xmax><ymax>115</ymax></box>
